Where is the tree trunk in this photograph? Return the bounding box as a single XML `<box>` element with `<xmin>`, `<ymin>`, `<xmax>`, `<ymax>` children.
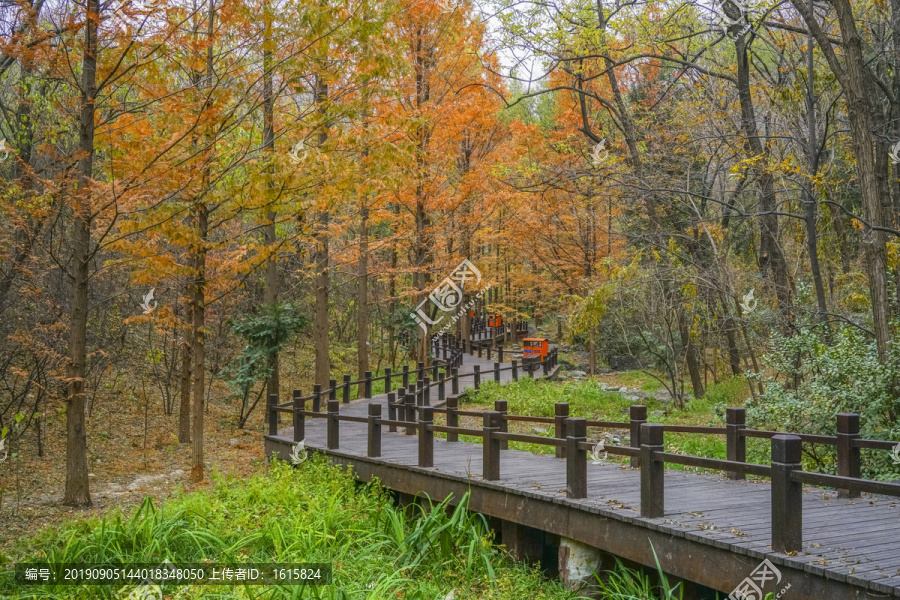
<box><xmin>414</xmin><ymin>196</ymin><xmax>429</xmax><ymax>364</ymax></box>
<box><xmin>190</xmin><ymin>201</ymin><xmax>208</xmax><ymax>482</ymax></box>
<box><xmin>828</xmin><ymin>193</ymin><xmax>853</xmax><ymax>274</ymax></box>
<box><xmin>313</xmin><ymin>71</ymin><xmax>330</xmax><ymax>389</ymax></box>
<box><xmin>389</xmin><ymin>203</ymin><xmax>398</xmax><ymax>367</ymax></box>
<box><xmin>357</xmin><ymin>206</ymin><xmax>369</xmax><ymax>379</ymax></box>
<box><xmin>792</xmin><ymin>0</ymin><xmax>891</xmax><ymax>360</ymax></box>
<box><xmin>64</xmin><ymin>0</ymin><xmax>99</xmax><ymax>507</ymax></box>
<box><xmin>413</xmin><ymin>28</ymin><xmax>433</xmax><ymax>366</ymax></box>
<box><xmin>179</xmin><ymin>296</ymin><xmax>191</xmax><ymax>443</ymax></box>
<box><xmin>803</xmin><ymin>12</ymin><xmax>828</xmax><ymax>322</ymax></box>
<box><xmin>263</xmin><ymin>10</ymin><xmax>279</xmax><ymax>401</ymax></box>
<box><xmin>588</xmin><ymin>335</ymin><xmax>596</xmax><ymax>377</ymax></box>
<box><xmin>719</xmin><ymin>293</ymin><xmax>742</xmax><ymax>377</ymax></box>
<box><xmin>677</xmin><ymin>302</ymin><xmax>705</xmax><ymax>398</ymax></box>
<box><xmin>314</xmin><ymin>207</ymin><xmax>330</xmax><ymax>389</ymax></box>
<box><xmin>734</xmin><ymin>32</ymin><xmax>791</xmax><ymax>318</ymax></box>
<box><xmin>891</xmin><ymin>0</ymin><xmax>900</xmax><ymax>229</ymax></box>
<box><xmin>190</xmin><ymin>0</ymin><xmax>214</xmax><ymax>482</ymax></box>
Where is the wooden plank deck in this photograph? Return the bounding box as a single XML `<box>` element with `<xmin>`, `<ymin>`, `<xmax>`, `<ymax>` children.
<box><xmin>265</xmin><ymin>350</ymin><xmax>900</xmax><ymax>599</ymax></box>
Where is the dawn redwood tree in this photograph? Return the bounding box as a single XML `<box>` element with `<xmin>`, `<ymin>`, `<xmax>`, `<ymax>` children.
<box><xmin>64</xmin><ymin>0</ymin><xmax>100</xmax><ymax>507</ymax></box>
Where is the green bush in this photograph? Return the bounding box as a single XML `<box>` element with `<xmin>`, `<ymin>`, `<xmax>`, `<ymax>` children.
<box><xmin>747</xmin><ymin>326</ymin><xmax>900</xmax><ymax>479</ymax></box>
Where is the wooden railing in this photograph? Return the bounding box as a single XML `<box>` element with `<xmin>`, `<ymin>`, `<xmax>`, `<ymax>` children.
<box><xmin>267</xmin><ymin>318</ymin><xmax>558</xmax><ymax>433</ymax></box>
<box><xmin>264</xmin><ymin>321</ymin><xmax>533</xmax><ymax>430</ymax></box>
<box><xmin>399</xmin><ymin>319</ymin><xmax>529</xmax><ymax>355</ymax></box>
<box><xmin>278</xmin><ymin>391</ymin><xmax>900</xmax><ymax>554</ymax></box>
<box><xmin>269</xmin><ymin>346</ymin><xmax>559</xmax><ymax>439</ymax></box>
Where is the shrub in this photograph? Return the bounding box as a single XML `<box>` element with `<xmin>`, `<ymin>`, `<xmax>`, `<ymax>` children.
<box><xmin>747</xmin><ymin>326</ymin><xmax>900</xmax><ymax>479</ymax></box>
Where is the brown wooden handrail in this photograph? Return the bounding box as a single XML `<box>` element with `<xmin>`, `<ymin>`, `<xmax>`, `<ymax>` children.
<box><xmin>654</xmin><ymin>451</ymin><xmax>773</xmax><ymax>478</ymax></box>
<box><xmin>791</xmin><ymin>470</ymin><xmax>900</xmax><ymax>496</ymax></box>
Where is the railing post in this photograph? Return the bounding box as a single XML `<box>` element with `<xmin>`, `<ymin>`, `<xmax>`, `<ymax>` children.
<box><xmin>417</xmin><ymin>361</ymin><xmax>425</xmax><ymax>382</ymax></box>
<box><xmin>409</xmin><ymin>382</ymin><xmax>418</xmax><ymax>408</ymax></box>
<box><xmin>836</xmin><ymin>413</ymin><xmax>861</xmax><ymax>499</ymax></box>
<box><xmin>629</xmin><ymin>405</ymin><xmax>647</xmax><ymax>468</ymax></box>
<box><xmin>640</xmin><ymin>423</ymin><xmax>665</xmax><ymax>518</ymax></box>
<box><xmin>451</xmin><ymin>367</ymin><xmax>459</xmax><ymax>394</ymax></box>
<box><xmin>726</xmin><ymin>407</ymin><xmax>746</xmax><ymax>480</ymax></box>
<box><xmin>473</xmin><ymin>365</ymin><xmax>481</xmax><ymax>389</ymax></box>
<box><xmin>494</xmin><ymin>361</ymin><xmax>501</xmax><ymax>383</ymax></box>
<box><xmin>446</xmin><ymin>396</ymin><xmax>459</xmax><ymax>442</ymax></box>
<box><xmin>268</xmin><ymin>393</ymin><xmax>278</xmax><ymax>436</ymax></box>
<box><xmin>292</xmin><ymin>389</ymin><xmax>304</xmax><ymax>442</ymax></box>
<box><xmin>566</xmin><ymin>418</ymin><xmax>587</xmax><ymax>499</ymax></box>
<box><xmin>327</xmin><ymin>399</ymin><xmax>340</xmax><ymax>450</ymax></box>
<box><xmin>487</xmin><ymin>346</ymin><xmax>492</xmax><ymax>360</ymax></box>
<box><xmin>312</xmin><ymin>384</ymin><xmax>322</xmax><ymax>413</ymax></box>
<box><xmin>542</xmin><ymin>357</ymin><xmax>549</xmax><ymax>376</ymax></box>
<box><xmin>483</xmin><ymin>411</ymin><xmax>501</xmax><ymax>480</ymax></box>
<box><xmin>498</xmin><ymin>345</ymin><xmax>504</xmax><ymax>362</ymax></box>
<box><xmin>329</xmin><ymin>379</ymin><xmax>337</xmax><ymax>401</ymax></box>
<box><xmin>478</xmin><ymin>344</ymin><xmax>483</xmax><ymax>358</ymax></box>
<box><xmin>512</xmin><ymin>359</ymin><xmax>518</xmax><ymax>381</ymax></box>
<box><xmin>432</xmin><ymin>363</ymin><xmax>439</xmax><ymax>382</ymax></box>
<box><xmin>495</xmin><ymin>399</ymin><xmax>509</xmax><ymax>450</ymax></box>
<box><xmin>438</xmin><ymin>374</ymin><xmax>446</xmax><ymax>402</ymax></box>
<box><xmin>364</xmin><ymin>371</ymin><xmax>372</xmax><ymax>399</ymax></box>
<box><xmin>422</xmin><ymin>377</ymin><xmax>431</xmax><ymax>406</ymax></box>
<box><xmin>402</xmin><ymin>365</ymin><xmax>410</xmax><ymax>388</ymax></box>
<box><xmin>368</xmin><ymin>403</ymin><xmax>382</xmax><ymax>458</ymax></box>
<box><xmin>771</xmin><ymin>434</ymin><xmax>803</xmax><ymax>553</ymax></box>
<box><xmin>387</xmin><ymin>391</ymin><xmax>398</xmax><ymax>433</ymax></box>
<box><xmin>384</xmin><ymin>368</ymin><xmax>392</xmax><ymax>393</ymax></box>
<box><xmin>405</xmin><ymin>392</ymin><xmax>416</xmax><ymax>435</ymax></box>
<box><xmin>555</xmin><ymin>402</ymin><xmax>569</xmax><ymax>459</ymax></box>
<box><xmin>419</xmin><ymin>406</ymin><xmax>434</xmax><ymax>467</ymax></box>
<box><xmin>342</xmin><ymin>374</ymin><xmax>351</xmax><ymax>404</ymax></box>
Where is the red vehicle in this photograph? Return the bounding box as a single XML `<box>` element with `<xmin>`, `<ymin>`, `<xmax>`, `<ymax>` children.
<box><xmin>522</xmin><ymin>337</ymin><xmax>548</xmax><ymax>359</ymax></box>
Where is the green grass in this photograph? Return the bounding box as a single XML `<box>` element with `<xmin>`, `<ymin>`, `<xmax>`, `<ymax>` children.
<box><xmin>0</xmin><ymin>457</ymin><xmax>584</xmax><ymax>599</ymax></box>
<box><xmin>594</xmin><ymin>545</ymin><xmax>684</xmax><ymax>600</ymax></box>
<box><xmin>607</xmin><ymin>370</ymin><xmax>665</xmax><ymax>393</ymax></box>
<box><xmin>465</xmin><ymin>377</ymin><xmax>666</xmax><ymax>421</ymax></box>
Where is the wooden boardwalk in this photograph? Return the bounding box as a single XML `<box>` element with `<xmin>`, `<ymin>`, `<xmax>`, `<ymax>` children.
<box><xmin>266</xmin><ymin>349</ymin><xmax>900</xmax><ymax>599</ymax></box>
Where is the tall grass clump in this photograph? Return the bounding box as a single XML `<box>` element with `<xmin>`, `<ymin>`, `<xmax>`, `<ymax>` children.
<box><xmin>593</xmin><ymin>546</ymin><xmax>684</xmax><ymax>600</ymax></box>
<box><xmin>0</xmin><ymin>456</ymin><xmax>581</xmax><ymax>599</ymax></box>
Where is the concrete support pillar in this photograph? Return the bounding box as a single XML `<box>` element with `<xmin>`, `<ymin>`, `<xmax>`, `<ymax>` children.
<box><xmin>558</xmin><ymin>537</ymin><xmax>602</xmax><ymax>592</ymax></box>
